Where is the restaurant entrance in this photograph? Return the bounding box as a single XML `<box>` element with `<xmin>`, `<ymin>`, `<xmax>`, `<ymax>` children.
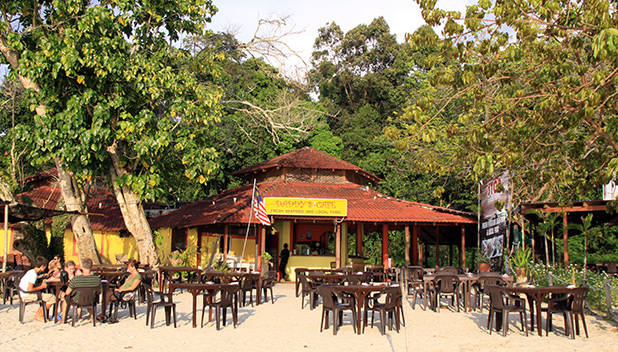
<box><xmin>266</xmin><ymin>232</ymin><xmax>279</xmax><ymax>271</ymax></box>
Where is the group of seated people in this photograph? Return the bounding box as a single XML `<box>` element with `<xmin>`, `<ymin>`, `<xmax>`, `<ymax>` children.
<box><xmin>18</xmin><ymin>256</ymin><xmax>142</xmax><ymax>323</ymax></box>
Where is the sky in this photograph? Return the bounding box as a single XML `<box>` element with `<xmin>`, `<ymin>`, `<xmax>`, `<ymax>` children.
<box><xmin>208</xmin><ymin>0</ymin><xmax>472</xmax><ymax>78</ymax></box>
<box><xmin>0</xmin><ymin>1</ymin><xmax>473</xmax><ymax>81</ymax></box>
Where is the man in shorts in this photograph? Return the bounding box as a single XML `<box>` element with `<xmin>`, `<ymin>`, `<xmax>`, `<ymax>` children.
<box><xmin>18</xmin><ymin>256</ymin><xmax>56</xmax><ymax>322</ymax></box>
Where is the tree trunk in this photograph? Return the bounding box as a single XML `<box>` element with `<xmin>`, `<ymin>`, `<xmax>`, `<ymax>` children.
<box><xmin>544</xmin><ymin>233</ymin><xmax>549</xmax><ymax>265</ymax></box>
<box><xmin>1</xmin><ymin>36</ymin><xmax>100</xmax><ymax>264</ymax></box>
<box><xmin>551</xmin><ymin>229</ymin><xmax>555</xmax><ymax>267</ymax></box>
<box><xmin>55</xmin><ymin>159</ymin><xmax>101</xmax><ymax>264</ymax></box>
<box><xmin>583</xmin><ymin>233</ymin><xmax>588</xmax><ymax>281</ymax></box>
<box><xmin>107</xmin><ymin>145</ymin><xmax>160</xmax><ymax>267</ymax></box>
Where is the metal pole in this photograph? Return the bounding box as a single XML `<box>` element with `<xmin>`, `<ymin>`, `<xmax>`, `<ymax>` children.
<box><xmin>3</xmin><ymin>204</ymin><xmax>8</xmax><ymax>272</ymax></box>
<box><xmin>477</xmin><ymin>182</ymin><xmax>481</xmax><ymax>260</ymax></box>
<box><xmin>240</xmin><ymin>179</ymin><xmax>257</xmax><ymax>260</ymax></box>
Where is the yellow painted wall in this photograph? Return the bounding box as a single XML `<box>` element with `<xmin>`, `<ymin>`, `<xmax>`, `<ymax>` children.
<box><xmin>63</xmin><ymin>229</ymin><xmax>138</xmax><ymax>265</ymax></box>
<box><xmin>156</xmin><ymin>227</ymin><xmax>172</xmax><ymax>263</ymax></box>
<box><xmin>276</xmin><ymin>221</ymin><xmax>290</xmax><ymax>253</ymax></box>
<box><xmin>228</xmin><ymin>237</ymin><xmax>256</xmax><ymax>263</ymax></box>
<box><xmin>0</xmin><ymin>228</ymin><xmax>15</xmax><ymax>258</ymax></box>
<box><xmin>287</xmin><ymin>255</ymin><xmax>336</xmax><ymax>282</ymax></box>
<box><xmin>187</xmin><ymin>228</ymin><xmax>198</xmax><ymax>266</ymax></box>
<box><xmin>200</xmin><ymin>235</ymin><xmax>219</xmax><ymax>268</ymax></box>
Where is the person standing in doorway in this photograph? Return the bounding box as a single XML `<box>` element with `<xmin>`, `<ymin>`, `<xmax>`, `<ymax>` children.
<box><xmin>279</xmin><ymin>243</ymin><xmax>290</xmax><ymax>281</ymax></box>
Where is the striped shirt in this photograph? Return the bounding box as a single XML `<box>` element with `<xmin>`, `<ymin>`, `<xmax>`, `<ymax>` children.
<box><xmin>68</xmin><ymin>275</ymin><xmax>101</xmax><ymax>289</ymax></box>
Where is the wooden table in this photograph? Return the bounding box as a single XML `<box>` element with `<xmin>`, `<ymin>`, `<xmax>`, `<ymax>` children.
<box><xmin>159</xmin><ymin>266</ymin><xmax>202</xmax><ymax>292</ymax></box>
<box><xmin>331</xmin><ymin>284</ymin><xmax>400</xmax><ymax>335</ymax></box>
<box><xmin>504</xmin><ymin>285</ymin><xmax>576</xmax><ymax>336</ymax></box>
<box><xmin>168</xmin><ymin>282</ymin><xmax>222</xmax><ymax>328</ymax></box>
<box><xmin>423</xmin><ymin>274</ymin><xmax>512</xmax><ymax>312</ymax></box>
<box><xmin>308</xmin><ymin>273</ymin><xmax>347</xmax><ymax>284</ymax></box>
<box><xmin>294</xmin><ymin>268</ymin><xmax>345</xmax><ymax>297</ymax></box>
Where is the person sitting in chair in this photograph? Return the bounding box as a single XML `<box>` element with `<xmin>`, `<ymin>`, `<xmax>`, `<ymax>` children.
<box><xmin>18</xmin><ymin>256</ymin><xmax>56</xmax><ymax>322</ymax></box>
<box><xmin>60</xmin><ymin>258</ymin><xmax>101</xmax><ymax>324</ymax></box>
<box><xmin>98</xmin><ymin>259</ymin><xmax>141</xmax><ymax>321</ymax></box>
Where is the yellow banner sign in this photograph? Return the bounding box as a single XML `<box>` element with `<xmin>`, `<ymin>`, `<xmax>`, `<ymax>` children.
<box><xmin>264</xmin><ymin>197</ymin><xmax>347</xmax><ymax>217</ymax></box>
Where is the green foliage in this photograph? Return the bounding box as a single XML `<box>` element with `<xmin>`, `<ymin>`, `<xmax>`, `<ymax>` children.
<box><xmin>510</xmin><ymin>246</ymin><xmax>532</xmax><ymax>269</ymax></box>
<box><xmin>530</xmin><ymin>263</ymin><xmax>618</xmax><ymax>315</ymax></box>
<box><xmin>261</xmin><ymin>251</ymin><xmax>272</xmax><ymax>261</ymax></box>
<box><xmin>390</xmin><ymin>1</ymin><xmax>618</xmax><ymax>207</ymax></box>
<box><xmin>478</xmin><ymin>254</ymin><xmax>491</xmax><ymax>264</ymax></box>
<box><xmin>1</xmin><ymin>0</ymin><xmax>222</xmax><ymax>202</ymax></box>
<box><xmin>213</xmin><ymin>258</ymin><xmax>231</xmax><ymax>272</ymax></box>
<box><xmin>311</xmin><ymin>19</ymin><xmax>474</xmax><ymax>212</ymax></box>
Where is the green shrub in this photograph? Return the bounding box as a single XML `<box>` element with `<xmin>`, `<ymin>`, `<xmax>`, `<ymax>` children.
<box><xmin>529</xmin><ymin>263</ymin><xmax>618</xmax><ymax>315</ymax></box>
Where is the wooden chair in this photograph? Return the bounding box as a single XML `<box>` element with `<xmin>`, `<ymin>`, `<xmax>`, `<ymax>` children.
<box><xmin>261</xmin><ymin>271</ymin><xmax>276</xmax><ymax>304</ymax></box>
<box><xmin>143</xmin><ymin>283</ymin><xmax>176</xmax><ymax>329</ymax></box>
<box><xmin>17</xmin><ymin>285</ymin><xmax>51</xmax><ymax>323</ymax></box>
<box><xmin>299</xmin><ymin>273</ymin><xmax>318</xmax><ymax>309</ymax></box>
<box><xmin>433</xmin><ymin>275</ymin><xmax>461</xmax><ymax>312</ymax></box>
<box><xmin>486</xmin><ymin>285</ymin><xmax>528</xmax><ymax>336</ymax></box>
<box><xmin>239</xmin><ymin>275</ymin><xmax>256</xmax><ymax>307</ymax></box>
<box><xmin>65</xmin><ymin>286</ymin><xmax>100</xmax><ymax>327</ymax></box>
<box><xmin>366</xmin><ymin>287</ymin><xmax>402</xmax><ymax>335</ymax></box>
<box><xmin>473</xmin><ymin>276</ymin><xmax>506</xmax><ymax>312</ymax></box>
<box><xmin>317</xmin><ymin>285</ymin><xmax>356</xmax><ymax>335</ymax></box>
<box><xmin>405</xmin><ymin>267</ymin><xmax>425</xmax><ymax>310</ymax></box>
<box><xmin>109</xmin><ymin>286</ymin><xmax>139</xmax><ymax>322</ymax></box>
<box><xmin>546</xmin><ymin>287</ymin><xmax>589</xmax><ymax>338</ymax></box>
<box><xmin>3</xmin><ymin>271</ymin><xmax>23</xmax><ymax>305</ymax></box>
<box><xmin>203</xmin><ymin>284</ymin><xmax>239</xmax><ymax>330</ymax></box>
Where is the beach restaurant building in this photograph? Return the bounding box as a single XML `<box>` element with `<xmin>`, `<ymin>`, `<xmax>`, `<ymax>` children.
<box><xmin>151</xmin><ymin>147</ymin><xmax>477</xmax><ymax>281</ymax></box>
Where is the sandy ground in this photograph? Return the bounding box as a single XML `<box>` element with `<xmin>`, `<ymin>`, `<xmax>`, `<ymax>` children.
<box><xmin>1</xmin><ymin>283</ymin><xmax>616</xmax><ymax>352</ymax></box>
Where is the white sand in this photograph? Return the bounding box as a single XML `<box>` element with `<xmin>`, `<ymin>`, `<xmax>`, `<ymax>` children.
<box><xmin>1</xmin><ymin>284</ymin><xmax>616</xmax><ymax>352</ymax></box>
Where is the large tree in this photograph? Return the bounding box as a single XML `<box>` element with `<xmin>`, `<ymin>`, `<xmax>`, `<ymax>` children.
<box><xmin>0</xmin><ymin>0</ymin><xmax>222</xmax><ymax>265</ymax></box>
<box><xmin>311</xmin><ymin>19</ymin><xmax>476</xmax><ymax>210</ymax></box>
<box><xmin>387</xmin><ymin>0</ymin><xmax>617</xmax><ymax>206</ymax></box>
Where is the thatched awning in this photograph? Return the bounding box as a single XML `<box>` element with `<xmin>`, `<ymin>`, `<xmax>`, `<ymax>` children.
<box><xmin>1</xmin><ymin>202</ymin><xmax>78</xmax><ymax>223</ymax></box>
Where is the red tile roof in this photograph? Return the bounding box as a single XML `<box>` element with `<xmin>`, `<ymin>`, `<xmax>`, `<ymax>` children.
<box><xmin>150</xmin><ymin>180</ymin><xmax>475</xmax><ymax>229</ymax></box>
<box><xmin>232</xmin><ymin>147</ymin><xmax>381</xmax><ymax>183</ymax></box>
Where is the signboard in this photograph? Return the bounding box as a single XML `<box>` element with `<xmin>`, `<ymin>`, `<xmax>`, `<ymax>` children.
<box><xmin>264</xmin><ymin>197</ymin><xmax>347</xmax><ymax>217</ymax></box>
<box><xmin>480</xmin><ymin>171</ymin><xmax>511</xmax><ymax>258</ymax></box>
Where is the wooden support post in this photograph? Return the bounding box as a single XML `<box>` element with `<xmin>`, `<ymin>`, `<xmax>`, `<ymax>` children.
<box><xmin>412</xmin><ymin>224</ymin><xmax>419</xmax><ymax>266</ymax></box>
<box><xmin>356</xmin><ymin>223</ymin><xmax>363</xmax><ymax>257</ymax></box>
<box><xmin>257</xmin><ymin>225</ymin><xmax>262</xmax><ymax>272</ymax></box>
<box><xmin>404</xmin><ymin>225</ymin><xmax>410</xmax><ymax>266</ymax></box>
<box><xmin>563</xmin><ymin>212</ymin><xmax>569</xmax><ymax>267</ymax></box>
<box><xmin>335</xmin><ymin>223</ymin><xmax>342</xmax><ymax>268</ymax></box>
<box><xmin>435</xmin><ymin>227</ymin><xmax>440</xmax><ymax>267</ymax></box>
<box><xmin>531</xmin><ymin>225</ymin><xmax>535</xmax><ymax>264</ymax></box>
<box><xmin>289</xmin><ymin>222</ymin><xmax>295</xmax><ymax>253</ymax></box>
<box><xmin>382</xmin><ymin>224</ymin><xmax>389</xmax><ymax>269</ymax></box>
<box><xmin>460</xmin><ymin>225</ymin><xmax>466</xmax><ymax>268</ymax></box>
<box><xmin>223</xmin><ymin>224</ymin><xmax>229</xmax><ymax>258</ymax></box>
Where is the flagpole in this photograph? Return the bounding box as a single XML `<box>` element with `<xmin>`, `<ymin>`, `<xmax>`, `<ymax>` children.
<box><xmin>240</xmin><ymin>179</ymin><xmax>257</xmax><ymax>262</ymax></box>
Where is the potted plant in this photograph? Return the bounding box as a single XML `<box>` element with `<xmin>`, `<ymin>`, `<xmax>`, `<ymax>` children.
<box><xmin>510</xmin><ymin>247</ymin><xmax>532</xmax><ymax>283</ymax></box>
<box><xmin>478</xmin><ymin>254</ymin><xmax>491</xmax><ymax>273</ymax></box>
<box><xmin>261</xmin><ymin>251</ymin><xmax>272</xmax><ymax>274</ymax></box>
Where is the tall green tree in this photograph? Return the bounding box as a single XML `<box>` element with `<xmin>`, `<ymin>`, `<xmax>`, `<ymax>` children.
<box><xmin>387</xmin><ymin>0</ymin><xmax>617</xmax><ymax>207</ymax></box>
<box><xmin>180</xmin><ymin>31</ymin><xmax>330</xmax><ymax>197</ymax></box>
<box><xmin>0</xmin><ymin>0</ymin><xmax>222</xmax><ymax>265</ymax></box>
<box><xmin>311</xmin><ymin>20</ymin><xmax>476</xmax><ymax>211</ymax></box>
